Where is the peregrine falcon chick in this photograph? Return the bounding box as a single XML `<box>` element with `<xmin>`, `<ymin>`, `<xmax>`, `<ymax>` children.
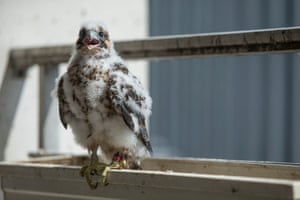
<box><xmin>53</xmin><ymin>21</ymin><xmax>152</xmax><ymax>189</ymax></box>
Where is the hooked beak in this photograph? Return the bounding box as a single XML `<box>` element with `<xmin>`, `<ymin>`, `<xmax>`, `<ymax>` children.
<box><xmin>83</xmin><ymin>31</ymin><xmax>103</xmax><ymax>50</ymax></box>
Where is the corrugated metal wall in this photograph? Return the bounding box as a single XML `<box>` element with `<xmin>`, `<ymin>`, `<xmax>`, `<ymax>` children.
<box><xmin>149</xmin><ymin>0</ymin><xmax>300</xmax><ymax>162</ymax></box>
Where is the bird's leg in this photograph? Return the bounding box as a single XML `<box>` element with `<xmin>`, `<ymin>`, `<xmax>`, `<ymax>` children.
<box><xmin>80</xmin><ymin>147</ymin><xmax>107</xmax><ymax>189</ymax></box>
<box><xmin>101</xmin><ymin>151</ymin><xmax>129</xmax><ymax>186</ymax></box>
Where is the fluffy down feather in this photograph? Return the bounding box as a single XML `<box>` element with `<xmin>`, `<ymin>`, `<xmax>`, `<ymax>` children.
<box><xmin>53</xmin><ymin>21</ymin><xmax>152</xmax><ymax>165</ymax></box>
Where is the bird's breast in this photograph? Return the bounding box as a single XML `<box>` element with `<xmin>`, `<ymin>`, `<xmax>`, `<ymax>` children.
<box><xmin>67</xmin><ymin>64</ymin><xmax>114</xmax><ymax>117</ymax></box>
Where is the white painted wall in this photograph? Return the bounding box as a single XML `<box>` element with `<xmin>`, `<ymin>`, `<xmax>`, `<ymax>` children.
<box><xmin>0</xmin><ymin>0</ymin><xmax>149</xmax><ymax>161</ymax></box>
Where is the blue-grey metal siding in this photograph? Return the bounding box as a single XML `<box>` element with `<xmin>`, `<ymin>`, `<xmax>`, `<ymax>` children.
<box><xmin>149</xmin><ymin>0</ymin><xmax>300</xmax><ymax>162</ymax></box>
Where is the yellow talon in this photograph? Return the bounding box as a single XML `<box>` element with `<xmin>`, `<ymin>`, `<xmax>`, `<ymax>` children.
<box><xmin>80</xmin><ymin>151</ymin><xmax>129</xmax><ymax>189</ymax></box>
<box><xmin>80</xmin><ymin>162</ymin><xmax>107</xmax><ymax>189</ymax></box>
<box><xmin>101</xmin><ymin>159</ymin><xmax>128</xmax><ymax>186</ymax></box>
<box><xmin>101</xmin><ymin>166</ymin><xmax>111</xmax><ymax>186</ymax></box>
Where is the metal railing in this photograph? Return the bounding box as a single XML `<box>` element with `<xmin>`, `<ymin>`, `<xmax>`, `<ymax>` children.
<box><xmin>10</xmin><ymin>26</ymin><xmax>300</xmax><ymax>69</ymax></box>
<box><xmin>1</xmin><ymin>26</ymin><xmax>300</xmax><ymax>200</ymax></box>
<box><xmin>5</xmin><ymin>26</ymin><xmax>300</xmax><ymax>152</ymax></box>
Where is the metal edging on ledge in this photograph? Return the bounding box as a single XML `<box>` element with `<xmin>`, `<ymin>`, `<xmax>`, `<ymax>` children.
<box><xmin>9</xmin><ymin>26</ymin><xmax>300</xmax><ymax>69</ymax></box>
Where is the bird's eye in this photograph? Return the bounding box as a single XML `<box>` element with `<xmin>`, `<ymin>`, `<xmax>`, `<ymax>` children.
<box><xmin>79</xmin><ymin>29</ymin><xmax>85</xmax><ymax>37</ymax></box>
<box><xmin>99</xmin><ymin>32</ymin><xmax>104</xmax><ymax>37</ymax></box>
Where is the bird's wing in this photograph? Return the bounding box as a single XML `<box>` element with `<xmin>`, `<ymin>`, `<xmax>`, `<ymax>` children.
<box><xmin>108</xmin><ymin>63</ymin><xmax>153</xmax><ymax>153</ymax></box>
<box><xmin>57</xmin><ymin>77</ymin><xmax>69</xmax><ymax>129</ymax></box>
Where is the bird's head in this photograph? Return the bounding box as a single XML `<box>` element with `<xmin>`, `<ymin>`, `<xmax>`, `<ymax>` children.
<box><xmin>76</xmin><ymin>21</ymin><xmax>113</xmax><ymax>57</ymax></box>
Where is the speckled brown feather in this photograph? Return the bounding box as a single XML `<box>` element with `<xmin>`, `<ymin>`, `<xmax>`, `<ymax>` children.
<box><xmin>54</xmin><ymin>21</ymin><xmax>152</xmax><ymax>165</ymax></box>
<box><xmin>57</xmin><ymin>78</ymin><xmax>69</xmax><ymax>129</ymax></box>
<box><xmin>107</xmin><ymin>63</ymin><xmax>153</xmax><ymax>153</ymax></box>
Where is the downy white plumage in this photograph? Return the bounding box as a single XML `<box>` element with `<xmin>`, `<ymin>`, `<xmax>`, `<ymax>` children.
<box><xmin>53</xmin><ymin>21</ymin><xmax>152</xmax><ymax>167</ymax></box>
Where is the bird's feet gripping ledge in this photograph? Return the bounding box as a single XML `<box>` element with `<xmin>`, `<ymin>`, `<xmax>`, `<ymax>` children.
<box><xmin>80</xmin><ymin>161</ymin><xmax>107</xmax><ymax>189</ymax></box>
<box><xmin>80</xmin><ymin>152</ymin><xmax>129</xmax><ymax>189</ymax></box>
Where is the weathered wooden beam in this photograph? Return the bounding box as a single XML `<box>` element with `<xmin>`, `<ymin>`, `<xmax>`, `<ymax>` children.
<box><xmin>10</xmin><ymin>45</ymin><xmax>72</xmax><ymax>70</ymax></box>
<box><xmin>1</xmin><ymin>157</ymin><xmax>300</xmax><ymax>199</ymax></box>
<box><xmin>10</xmin><ymin>26</ymin><xmax>300</xmax><ymax>70</ymax></box>
<box><xmin>117</xmin><ymin>26</ymin><xmax>300</xmax><ymax>59</ymax></box>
